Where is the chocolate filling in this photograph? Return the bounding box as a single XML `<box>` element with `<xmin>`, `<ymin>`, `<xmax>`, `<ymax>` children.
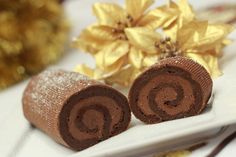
<box><xmin>129</xmin><ymin>62</ymin><xmax>207</xmax><ymax>124</ymax></box>
<box><xmin>149</xmin><ymin>83</ymin><xmax>184</xmax><ymax>107</ymax></box>
<box><xmin>75</xmin><ymin>104</ymin><xmax>111</xmax><ymax>135</ymax></box>
<box><xmin>59</xmin><ymin>85</ymin><xmax>130</xmax><ymax>150</ymax></box>
<box><xmin>68</xmin><ymin>96</ymin><xmax>122</xmax><ymax>141</ymax></box>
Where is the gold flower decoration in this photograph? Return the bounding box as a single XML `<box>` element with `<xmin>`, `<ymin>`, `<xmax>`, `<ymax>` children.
<box><xmin>74</xmin><ymin>0</ymin><xmax>234</xmax><ymax>86</ymax></box>
<box><xmin>138</xmin><ymin>0</ymin><xmax>195</xmax><ymax>40</ymax></box>
<box><xmin>143</xmin><ymin>0</ymin><xmax>234</xmax><ymax>77</ymax></box>
<box><xmin>0</xmin><ymin>0</ymin><xmax>69</xmax><ymax>90</ymax></box>
<box><xmin>74</xmin><ymin>0</ymin><xmax>178</xmax><ymax>86</ymax></box>
<box><xmin>125</xmin><ymin>19</ymin><xmax>233</xmax><ymax>77</ymax></box>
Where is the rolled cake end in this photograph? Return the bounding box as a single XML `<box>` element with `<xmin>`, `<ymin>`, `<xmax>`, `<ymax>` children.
<box><xmin>129</xmin><ymin>56</ymin><xmax>213</xmax><ymax>124</ymax></box>
<box><xmin>22</xmin><ymin>70</ymin><xmax>131</xmax><ymax>150</ymax></box>
<box><xmin>59</xmin><ymin>84</ymin><xmax>131</xmax><ymax>150</ymax></box>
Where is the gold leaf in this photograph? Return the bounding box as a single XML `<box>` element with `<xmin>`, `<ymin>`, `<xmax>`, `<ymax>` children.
<box><xmin>74</xmin><ymin>64</ymin><xmax>94</xmax><ymax>78</ymax></box>
<box><xmin>125</xmin><ymin>27</ymin><xmax>160</xmax><ymax>54</ymax></box>
<box><xmin>163</xmin><ymin>0</ymin><xmax>195</xmax><ymax>40</ymax></box>
<box><xmin>125</xmin><ymin>0</ymin><xmax>154</xmax><ymax>21</ymax></box>
<box><xmin>93</xmin><ymin>3</ymin><xmax>126</xmax><ymax>27</ymax></box>
<box><xmin>188</xmin><ymin>53</ymin><xmax>222</xmax><ymax>77</ymax></box>
<box><xmin>73</xmin><ymin>25</ymin><xmax>115</xmax><ymax>54</ymax></box>
<box><xmin>177</xmin><ymin>0</ymin><xmax>195</xmax><ymax>22</ymax></box>
<box><xmin>142</xmin><ymin>54</ymin><xmax>158</xmax><ymax>67</ymax></box>
<box><xmin>179</xmin><ymin>21</ymin><xmax>234</xmax><ymax>53</ymax></box>
<box><xmin>177</xmin><ymin>20</ymin><xmax>208</xmax><ymax>51</ymax></box>
<box><xmin>139</xmin><ymin>3</ymin><xmax>179</xmax><ymax>29</ymax></box>
<box><xmin>106</xmin><ymin>65</ymin><xmax>140</xmax><ymax>86</ymax></box>
<box><xmin>95</xmin><ymin>41</ymin><xmax>129</xmax><ymax>69</ymax></box>
<box><xmin>203</xmin><ymin>54</ymin><xmax>223</xmax><ymax>77</ymax></box>
<box><xmin>129</xmin><ymin>46</ymin><xmax>144</xmax><ymax>68</ymax></box>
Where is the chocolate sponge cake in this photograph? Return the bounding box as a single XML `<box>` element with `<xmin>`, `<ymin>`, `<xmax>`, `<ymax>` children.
<box><xmin>129</xmin><ymin>57</ymin><xmax>212</xmax><ymax>124</ymax></box>
<box><xmin>22</xmin><ymin>70</ymin><xmax>131</xmax><ymax>151</ymax></box>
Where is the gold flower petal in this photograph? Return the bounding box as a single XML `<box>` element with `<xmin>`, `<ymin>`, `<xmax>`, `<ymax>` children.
<box><xmin>142</xmin><ymin>54</ymin><xmax>158</xmax><ymax>68</ymax></box>
<box><xmin>74</xmin><ymin>64</ymin><xmax>94</xmax><ymax>78</ymax></box>
<box><xmin>178</xmin><ymin>0</ymin><xmax>195</xmax><ymax>22</ymax></box>
<box><xmin>125</xmin><ymin>0</ymin><xmax>154</xmax><ymax>21</ymax></box>
<box><xmin>203</xmin><ymin>23</ymin><xmax>234</xmax><ymax>50</ymax></box>
<box><xmin>179</xmin><ymin>21</ymin><xmax>234</xmax><ymax>53</ymax></box>
<box><xmin>185</xmin><ymin>53</ymin><xmax>222</xmax><ymax>77</ymax></box>
<box><xmin>125</xmin><ymin>27</ymin><xmax>160</xmax><ymax>54</ymax></box>
<box><xmin>129</xmin><ymin>46</ymin><xmax>144</xmax><ymax>68</ymax></box>
<box><xmin>173</xmin><ymin>0</ymin><xmax>195</xmax><ymax>30</ymax></box>
<box><xmin>73</xmin><ymin>25</ymin><xmax>116</xmax><ymax>54</ymax></box>
<box><xmin>95</xmin><ymin>41</ymin><xmax>129</xmax><ymax>69</ymax></box>
<box><xmin>163</xmin><ymin>0</ymin><xmax>195</xmax><ymax>40</ymax></box>
<box><xmin>75</xmin><ymin>64</ymin><xmax>114</xmax><ymax>80</ymax></box>
<box><xmin>177</xmin><ymin>20</ymin><xmax>208</xmax><ymax>51</ymax></box>
<box><xmin>203</xmin><ymin>54</ymin><xmax>222</xmax><ymax>77</ymax></box>
<box><xmin>186</xmin><ymin>53</ymin><xmax>211</xmax><ymax>73</ymax></box>
<box><xmin>104</xmin><ymin>56</ymin><xmax>128</xmax><ymax>77</ymax></box>
<box><xmin>106</xmin><ymin>65</ymin><xmax>140</xmax><ymax>86</ymax></box>
<box><xmin>93</xmin><ymin>3</ymin><xmax>126</xmax><ymax>27</ymax></box>
<box><xmin>138</xmin><ymin>2</ymin><xmax>179</xmax><ymax>30</ymax></box>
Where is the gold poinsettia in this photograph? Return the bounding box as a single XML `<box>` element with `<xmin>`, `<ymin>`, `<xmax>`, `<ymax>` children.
<box><xmin>74</xmin><ymin>0</ymin><xmax>178</xmax><ymax>86</ymax></box>
<box><xmin>144</xmin><ymin>0</ymin><xmax>234</xmax><ymax>77</ymax></box>
<box><xmin>138</xmin><ymin>0</ymin><xmax>195</xmax><ymax>40</ymax></box>
<box><xmin>125</xmin><ymin>19</ymin><xmax>234</xmax><ymax>77</ymax></box>
<box><xmin>74</xmin><ymin>0</ymin><xmax>234</xmax><ymax>86</ymax></box>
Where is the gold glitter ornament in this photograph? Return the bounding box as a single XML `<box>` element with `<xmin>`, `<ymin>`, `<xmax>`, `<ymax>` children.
<box><xmin>0</xmin><ymin>0</ymin><xmax>69</xmax><ymax>90</ymax></box>
<box><xmin>154</xmin><ymin>150</ymin><xmax>191</xmax><ymax>157</ymax></box>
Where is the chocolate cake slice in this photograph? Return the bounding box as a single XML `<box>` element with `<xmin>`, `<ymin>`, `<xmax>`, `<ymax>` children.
<box><xmin>22</xmin><ymin>70</ymin><xmax>131</xmax><ymax>150</ymax></box>
<box><xmin>129</xmin><ymin>56</ymin><xmax>212</xmax><ymax>124</ymax></box>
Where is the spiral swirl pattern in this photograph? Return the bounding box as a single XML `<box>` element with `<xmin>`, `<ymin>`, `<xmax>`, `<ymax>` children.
<box><xmin>60</xmin><ymin>86</ymin><xmax>131</xmax><ymax>150</ymax></box>
<box><xmin>129</xmin><ymin>57</ymin><xmax>212</xmax><ymax>124</ymax></box>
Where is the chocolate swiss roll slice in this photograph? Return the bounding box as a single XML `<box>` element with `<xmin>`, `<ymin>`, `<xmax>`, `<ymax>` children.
<box><xmin>22</xmin><ymin>70</ymin><xmax>131</xmax><ymax>151</ymax></box>
<box><xmin>129</xmin><ymin>56</ymin><xmax>213</xmax><ymax>124</ymax></box>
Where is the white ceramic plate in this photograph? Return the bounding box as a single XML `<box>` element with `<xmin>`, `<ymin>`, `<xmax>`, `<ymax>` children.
<box><xmin>0</xmin><ymin>1</ymin><xmax>236</xmax><ymax>157</ymax></box>
<box><xmin>68</xmin><ymin>0</ymin><xmax>236</xmax><ymax>156</ymax></box>
<box><xmin>70</xmin><ymin>43</ymin><xmax>236</xmax><ymax>157</ymax></box>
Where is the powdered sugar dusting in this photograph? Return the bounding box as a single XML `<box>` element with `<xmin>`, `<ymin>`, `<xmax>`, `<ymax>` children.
<box><xmin>26</xmin><ymin>69</ymin><xmax>90</xmax><ymax>129</ymax></box>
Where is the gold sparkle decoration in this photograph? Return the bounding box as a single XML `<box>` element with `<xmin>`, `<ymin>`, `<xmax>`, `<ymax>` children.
<box><xmin>74</xmin><ymin>0</ymin><xmax>234</xmax><ymax>86</ymax></box>
<box><xmin>154</xmin><ymin>150</ymin><xmax>191</xmax><ymax>157</ymax></box>
<box><xmin>153</xmin><ymin>142</ymin><xmax>207</xmax><ymax>157</ymax></box>
<box><xmin>0</xmin><ymin>0</ymin><xmax>69</xmax><ymax>90</ymax></box>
